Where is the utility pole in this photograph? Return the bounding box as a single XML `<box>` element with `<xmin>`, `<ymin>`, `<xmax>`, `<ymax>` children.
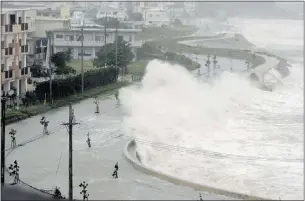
<box><xmin>62</xmin><ymin>103</ymin><xmax>79</xmax><ymax>200</ymax></box>
<box><xmin>104</xmin><ymin>14</ymin><xmax>107</xmax><ymax>68</ymax></box>
<box><xmin>47</xmin><ymin>32</ymin><xmax>53</xmax><ymax>104</ymax></box>
<box><xmin>81</xmin><ymin>20</ymin><xmax>84</xmax><ymax>93</ymax></box>
<box><xmin>195</xmin><ymin>52</ymin><xmax>199</xmax><ymax>76</ymax></box>
<box><xmin>115</xmin><ymin>20</ymin><xmax>118</xmax><ymax>75</ymax></box>
<box><xmin>1</xmin><ymin>98</ymin><xmax>6</xmax><ymax>184</ymax></box>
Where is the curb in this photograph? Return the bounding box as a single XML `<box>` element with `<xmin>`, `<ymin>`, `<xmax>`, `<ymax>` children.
<box><xmin>123</xmin><ymin>140</ymin><xmax>272</xmax><ymax>200</ymax></box>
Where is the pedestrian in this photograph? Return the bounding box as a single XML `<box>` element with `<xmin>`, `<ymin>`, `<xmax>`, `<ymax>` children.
<box><xmin>115</xmin><ymin>91</ymin><xmax>120</xmax><ymax>105</ymax></box>
<box><xmin>40</xmin><ymin>116</ymin><xmax>49</xmax><ymax>135</ymax></box>
<box><xmin>86</xmin><ymin>133</ymin><xmax>91</xmax><ymax>148</ymax></box>
<box><xmin>112</xmin><ymin>162</ymin><xmax>119</xmax><ymax>179</ymax></box>
<box><xmin>9</xmin><ymin>129</ymin><xmax>17</xmax><ymax>148</ymax></box>
<box><xmin>94</xmin><ymin>97</ymin><xmax>100</xmax><ymax>114</ymax></box>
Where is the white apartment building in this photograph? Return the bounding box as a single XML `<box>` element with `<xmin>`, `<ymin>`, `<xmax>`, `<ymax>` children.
<box><xmin>143</xmin><ymin>8</ymin><xmax>170</xmax><ymax>27</ymax></box>
<box><xmin>1</xmin><ymin>8</ymin><xmax>36</xmax><ymax>95</ymax></box>
<box><xmin>49</xmin><ymin>27</ymin><xmax>142</xmax><ymax>62</ymax></box>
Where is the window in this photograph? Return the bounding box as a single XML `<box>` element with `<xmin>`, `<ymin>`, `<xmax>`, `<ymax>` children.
<box><xmin>79</xmin><ymin>48</ymin><xmax>92</xmax><ymax>56</ymax></box>
<box><xmin>8</xmin><ymin>47</ymin><xmax>12</xmax><ymax>55</ymax></box>
<box><xmin>19</xmin><ymin>39</ymin><xmax>22</xmax><ymax>46</ymax></box>
<box><xmin>1</xmin><ymin>41</ymin><xmax>4</xmax><ymax>49</ymax></box>
<box><xmin>56</xmin><ymin>34</ymin><xmax>63</xmax><ymax>39</ymax></box>
<box><xmin>1</xmin><ymin>14</ymin><xmax>4</xmax><ymax>26</ymax></box>
<box><xmin>1</xmin><ymin>64</ymin><xmax>4</xmax><ymax>72</ymax></box>
<box><xmin>18</xmin><ymin>17</ymin><xmax>22</xmax><ymax>24</ymax></box>
<box><xmin>118</xmin><ymin>36</ymin><xmax>123</xmax><ymax>41</ymax></box>
<box><xmin>95</xmin><ymin>36</ymin><xmax>101</xmax><ymax>41</ymax></box>
<box><xmin>69</xmin><ymin>35</ymin><xmax>74</xmax><ymax>41</ymax></box>
<box><xmin>9</xmin><ymin>14</ymin><xmax>16</xmax><ymax>24</ymax></box>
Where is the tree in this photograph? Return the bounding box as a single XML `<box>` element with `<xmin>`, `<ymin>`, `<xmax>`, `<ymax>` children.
<box><xmin>50</xmin><ymin>49</ymin><xmax>76</xmax><ymax>75</ymax></box>
<box><xmin>172</xmin><ymin>19</ymin><xmax>183</xmax><ymax>26</ymax></box>
<box><xmin>93</xmin><ymin>38</ymin><xmax>134</xmax><ymax>74</ymax></box>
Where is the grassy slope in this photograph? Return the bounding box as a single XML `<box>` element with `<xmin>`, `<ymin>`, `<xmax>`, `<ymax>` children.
<box><xmin>67</xmin><ymin>60</ymin><xmax>95</xmax><ymax>73</ymax></box>
<box><xmin>135</xmin><ymin>25</ymin><xmax>198</xmax><ymax>41</ymax></box>
<box><xmin>148</xmin><ymin>37</ymin><xmax>266</xmax><ymax>68</ymax></box>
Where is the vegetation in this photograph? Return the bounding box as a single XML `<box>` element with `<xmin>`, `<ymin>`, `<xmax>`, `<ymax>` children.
<box><xmin>67</xmin><ymin>60</ymin><xmax>95</xmax><ymax>73</ymax></box>
<box><xmin>35</xmin><ymin>67</ymin><xmax>119</xmax><ymax>101</ymax></box>
<box><xmin>136</xmin><ymin>43</ymin><xmax>200</xmax><ymax>72</ymax></box>
<box><xmin>50</xmin><ymin>49</ymin><xmax>76</xmax><ymax>75</ymax></box>
<box><xmin>127</xmin><ymin>61</ymin><xmax>149</xmax><ymax>75</ymax></box>
<box><xmin>93</xmin><ymin>38</ymin><xmax>134</xmax><ymax>74</ymax></box>
<box><xmin>5</xmin><ymin>82</ymin><xmax>128</xmax><ymax>125</ymax></box>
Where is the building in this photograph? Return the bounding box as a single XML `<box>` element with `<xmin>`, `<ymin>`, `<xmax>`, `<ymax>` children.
<box><xmin>49</xmin><ymin>26</ymin><xmax>142</xmax><ymax>62</ymax></box>
<box><xmin>27</xmin><ymin>16</ymin><xmax>70</xmax><ymax>74</ymax></box>
<box><xmin>143</xmin><ymin>8</ymin><xmax>170</xmax><ymax>27</ymax></box>
<box><xmin>1</xmin><ymin>7</ymin><xmax>36</xmax><ymax>95</ymax></box>
<box><xmin>96</xmin><ymin>6</ymin><xmax>128</xmax><ymax>20</ymax></box>
<box><xmin>184</xmin><ymin>2</ymin><xmax>196</xmax><ymax>17</ymax></box>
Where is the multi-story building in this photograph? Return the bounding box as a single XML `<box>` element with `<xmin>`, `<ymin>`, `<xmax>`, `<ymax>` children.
<box><xmin>1</xmin><ymin>8</ymin><xmax>36</xmax><ymax>95</ymax></box>
<box><xmin>49</xmin><ymin>26</ymin><xmax>142</xmax><ymax>62</ymax></box>
<box><xmin>143</xmin><ymin>8</ymin><xmax>170</xmax><ymax>27</ymax></box>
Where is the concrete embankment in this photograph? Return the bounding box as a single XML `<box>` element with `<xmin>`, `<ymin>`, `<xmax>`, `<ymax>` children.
<box><xmin>123</xmin><ymin>140</ymin><xmax>270</xmax><ymax>200</ymax></box>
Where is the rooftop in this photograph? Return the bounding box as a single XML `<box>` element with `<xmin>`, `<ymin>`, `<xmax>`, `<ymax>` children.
<box><xmin>48</xmin><ymin>27</ymin><xmax>141</xmax><ymax>33</ymax></box>
<box><xmin>35</xmin><ymin>16</ymin><xmax>70</xmax><ymax>21</ymax></box>
<box><xmin>1</xmin><ymin>2</ymin><xmax>47</xmax><ymax>13</ymax></box>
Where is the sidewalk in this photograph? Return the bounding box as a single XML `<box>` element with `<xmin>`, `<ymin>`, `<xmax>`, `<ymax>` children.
<box><xmin>2</xmin><ymin>172</ymin><xmax>53</xmax><ymax>200</ymax></box>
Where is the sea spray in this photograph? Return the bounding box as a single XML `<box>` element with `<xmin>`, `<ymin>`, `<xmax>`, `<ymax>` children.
<box><xmin>119</xmin><ymin>59</ymin><xmax>260</xmax><ymax>164</ymax></box>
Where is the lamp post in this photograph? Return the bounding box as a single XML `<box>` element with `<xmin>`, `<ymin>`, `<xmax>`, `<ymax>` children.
<box><xmin>1</xmin><ymin>89</ymin><xmax>14</xmax><ymax>184</ymax></box>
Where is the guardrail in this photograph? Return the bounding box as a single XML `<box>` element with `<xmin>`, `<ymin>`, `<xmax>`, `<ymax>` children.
<box><xmin>123</xmin><ymin>140</ymin><xmax>270</xmax><ymax>200</ymax></box>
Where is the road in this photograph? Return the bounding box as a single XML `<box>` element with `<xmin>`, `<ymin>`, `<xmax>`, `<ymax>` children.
<box><xmin>5</xmin><ymin>96</ymin><xmax>228</xmax><ymax>200</ymax></box>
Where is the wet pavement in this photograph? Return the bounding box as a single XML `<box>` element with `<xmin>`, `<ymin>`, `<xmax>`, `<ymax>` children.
<box><xmin>5</xmin><ymin>96</ymin><xmax>228</xmax><ymax>200</ymax></box>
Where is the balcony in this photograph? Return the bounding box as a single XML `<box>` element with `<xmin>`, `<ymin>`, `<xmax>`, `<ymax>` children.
<box><xmin>2</xmin><ymin>47</ymin><xmax>14</xmax><ymax>57</ymax></box>
<box><xmin>1</xmin><ymin>70</ymin><xmax>15</xmax><ymax>82</ymax></box>
<box><xmin>4</xmin><ymin>24</ymin><xmax>13</xmax><ymax>33</ymax></box>
<box><xmin>15</xmin><ymin>67</ymin><xmax>31</xmax><ymax>79</ymax></box>
<box><xmin>12</xmin><ymin>24</ymin><xmax>21</xmax><ymax>33</ymax></box>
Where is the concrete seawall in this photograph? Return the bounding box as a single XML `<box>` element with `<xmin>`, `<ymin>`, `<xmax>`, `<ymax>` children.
<box><xmin>123</xmin><ymin>140</ymin><xmax>271</xmax><ymax>200</ymax></box>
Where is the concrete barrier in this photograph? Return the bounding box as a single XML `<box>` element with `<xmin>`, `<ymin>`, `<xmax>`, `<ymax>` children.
<box><xmin>123</xmin><ymin>140</ymin><xmax>271</xmax><ymax>200</ymax></box>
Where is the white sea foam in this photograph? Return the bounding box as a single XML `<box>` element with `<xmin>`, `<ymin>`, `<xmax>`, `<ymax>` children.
<box><xmin>120</xmin><ymin>18</ymin><xmax>303</xmax><ymax>199</ymax></box>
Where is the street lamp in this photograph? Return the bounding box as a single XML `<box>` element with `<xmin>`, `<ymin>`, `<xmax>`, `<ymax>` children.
<box><xmin>1</xmin><ymin>89</ymin><xmax>14</xmax><ymax>184</ymax></box>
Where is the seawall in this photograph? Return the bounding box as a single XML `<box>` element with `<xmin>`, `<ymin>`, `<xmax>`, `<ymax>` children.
<box><xmin>123</xmin><ymin>140</ymin><xmax>272</xmax><ymax>200</ymax></box>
